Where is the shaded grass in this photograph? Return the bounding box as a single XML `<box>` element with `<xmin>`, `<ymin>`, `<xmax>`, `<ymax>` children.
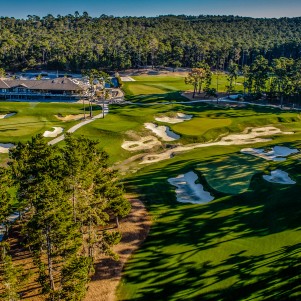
<box><xmin>196</xmin><ymin>153</ymin><xmax>269</xmax><ymax>195</ymax></box>
<box><xmin>117</xmin><ymin>143</ymin><xmax>301</xmax><ymax>301</ymax></box>
<box><xmin>2</xmin><ymin>81</ymin><xmax>301</xmax><ymax>301</ymax></box>
<box><xmin>116</xmin><ymin>76</ymin><xmax>301</xmax><ymax>300</ymax></box>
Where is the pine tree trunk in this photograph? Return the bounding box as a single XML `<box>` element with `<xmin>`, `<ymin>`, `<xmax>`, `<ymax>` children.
<box><xmin>280</xmin><ymin>94</ymin><xmax>283</xmax><ymax>108</ymax></box>
<box><xmin>116</xmin><ymin>216</ymin><xmax>119</xmax><ymax>228</ymax></box>
<box><xmin>46</xmin><ymin>226</ymin><xmax>55</xmax><ymax>296</ymax></box>
<box><xmin>193</xmin><ymin>83</ymin><xmax>196</xmax><ymax>98</ymax></box>
<box><xmin>198</xmin><ymin>80</ymin><xmax>203</xmax><ymax>94</ymax></box>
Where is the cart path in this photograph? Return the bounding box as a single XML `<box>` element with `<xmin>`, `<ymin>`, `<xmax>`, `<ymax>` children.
<box><xmin>0</xmin><ymin>104</ymin><xmax>110</xmax><ymax>241</ymax></box>
<box><xmin>48</xmin><ymin>103</ymin><xmax>109</xmax><ymax>145</ymax></box>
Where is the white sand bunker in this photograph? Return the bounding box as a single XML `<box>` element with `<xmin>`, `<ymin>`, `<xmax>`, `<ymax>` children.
<box><xmin>55</xmin><ymin>114</ymin><xmax>85</xmax><ymax>121</ymax></box>
<box><xmin>155</xmin><ymin>112</ymin><xmax>193</xmax><ymax>124</ymax></box>
<box><xmin>120</xmin><ymin>76</ymin><xmax>135</xmax><ymax>82</ymax></box>
<box><xmin>0</xmin><ymin>143</ymin><xmax>14</xmax><ymax>153</ymax></box>
<box><xmin>263</xmin><ymin>169</ymin><xmax>296</xmax><ymax>184</ymax></box>
<box><xmin>144</xmin><ymin>123</ymin><xmax>180</xmax><ymax>141</ymax></box>
<box><xmin>218</xmin><ymin>126</ymin><xmax>293</xmax><ymax>145</ymax></box>
<box><xmin>0</xmin><ymin>113</ymin><xmax>16</xmax><ymax>119</ymax></box>
<box><xmin>43</xmin><ymin>127</ymin><xmax>64</xmax><ymax>138</ymax></box>
<box><xmin>168</xmin><ymin>171</ymin><xmax>214</xmax><ymax>204</ymax></box>
<box><xmin>241</xmin><ymin>146</ymin><xmax>298</xmax><ymax>161</ymax></box>
<box><xmin>140</xmin><ymin>126</ymin><xmax>294</xmax><ymax>164</ymax></box>
<box><xmin>122</xmin><ymin>136</ymin><xmax>161</xmax><ymax>151</ymax></box>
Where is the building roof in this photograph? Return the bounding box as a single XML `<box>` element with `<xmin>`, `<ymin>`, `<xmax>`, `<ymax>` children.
<box><xmin>0</xmin><ymin>78</ymin><xmax>86</xmax><ymax>91</ymax></box>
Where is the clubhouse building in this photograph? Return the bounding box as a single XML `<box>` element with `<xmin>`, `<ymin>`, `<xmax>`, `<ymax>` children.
<box><xmin>0</xmin><ymin>78</ymin><xmax>89</xmax><ymax>101</ymax></box>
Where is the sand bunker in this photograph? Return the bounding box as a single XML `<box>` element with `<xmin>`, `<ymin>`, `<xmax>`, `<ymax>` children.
<box><xmin>168</xmin><ymin>171</ymin><xmax>214</xmax><ymax>204</ymax></box>
<box><xmin>122</xmin><ymin>136</ymin><xmax>161</xmax><ymax>151</ymax></box>
<box><xmin>0</xmin><ymin>113</ymin><xmax>16</xmax><ymax>119</ymax></box>
<box><xmin>0</xmin><ymin>143</ymin><xmax>14</xmax><ymax>153</ymax></box>
<box><xmin>43</xmin><ymin>127</ymin><xmax>64</xmax><ymax>138</ymax></box>
<box><xmin>155</xmin><ymin>112</ymin><xmax>193</xmax><ymax>124</ymax></box>
<box><xmin>141</xmin><ymin>126</ymin><xmax>294</xmax><ymax>164</ymax></box>
<box><xmin>120</xmin><ymin>76</ymin><xmax>135</xmax><ymax>82</ymax></box>
<box><xmin>263</xmin><ymin>169</ymin><xmax>296</xmax><ymax>184</ymax></box>
<box><xmin>144</xmin><ymin>123</ymin><xmax>180</xmax><ymax>141</ymax></box>
<box><xmin>241</xmin><ymin>146</ymin><xmax>298</xmax><ymax>161</ymax></box>
<box><xmin>55</xmin><ymin>114</ymin><xmax>85</xmax><ymax>121</ymax></box>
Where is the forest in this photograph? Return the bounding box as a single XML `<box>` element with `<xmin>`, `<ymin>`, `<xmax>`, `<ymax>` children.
<box><xmin>1</xmin><ymin>13</ymin><xmax>301</xmax><ymax>71</ymax></box>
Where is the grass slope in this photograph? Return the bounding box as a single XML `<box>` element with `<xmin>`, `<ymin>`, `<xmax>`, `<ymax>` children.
<box><xmin>1</xmin><ymin>75</ymin><xmax>301</xmax><ymax>301</ymax></box>
<box><xmin>0</xmin><ymin>102</ymin><xmax>101</xmax><ymax>143</ymax></box>
<box><xmin>123</xmin><ymin>74</ymin><xmax>245</xmax><ymax>103</ymax></box>
<box><xmin>118</xmin><ymin>145</ymin><xmax>301</xmax><ymax>301</ymax></box>
<box><xmin>115</xmin><ymin>75</ymin><xmax>301</xmax><ymax>301</ymax></box>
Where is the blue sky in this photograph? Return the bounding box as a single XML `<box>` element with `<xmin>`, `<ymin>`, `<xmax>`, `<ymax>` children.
<box><xmin>2</xmin><ymin>0</ymin><xmax>301</xmax><ymax>19</ymax></box>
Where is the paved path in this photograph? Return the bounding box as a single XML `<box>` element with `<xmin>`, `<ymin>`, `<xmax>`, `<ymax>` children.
<box><xmin>48</xmin><ymin>103</ymin><xmax>109</xmax><ymax>145</ymax></box>
<box><xmin>0</xmin><ymin>104</ymin><xmax>110</xmax><ymax>242</ymax></box>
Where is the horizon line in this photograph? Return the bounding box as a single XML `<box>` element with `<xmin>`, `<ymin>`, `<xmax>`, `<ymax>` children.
<box><xmin>1</xmin><ymin>13</ymin><xmax>301</xmax><ymax>20</ymax></box>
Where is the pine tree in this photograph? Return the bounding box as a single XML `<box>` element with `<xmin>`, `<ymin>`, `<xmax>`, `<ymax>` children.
<box><xmin>6</xmin><ymin>134</ymin><xmax>131</xmax><ymax>300</ymax></box>
<box><xmin>9</xmin><ymin>135</ymin><xmax>82</xmax><ymax>300</ymax></box>
<box><xmin>0</xmin><ymin>242</ymin><xmax>22</xmax><ymax>301</ymax></box>
<box><xmin>63</xmin><ymin>135</ymin><xmax>131</xmax><ymax>261</ymax></box>
<box><xmin>0</xmin><ymin>170</ymin><xmax>13</xmax><ymax>237</ymax></box>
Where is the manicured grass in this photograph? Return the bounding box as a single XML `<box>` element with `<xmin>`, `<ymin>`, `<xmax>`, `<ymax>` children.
<box><xmin>122</xmin><ymin>74</ymin><xmax>245</xmax><ymax>103</ymax></box>
<box><xmin>117</xmin><ymin>142</ymin><xmax>301</xmax><ymax>301</ymax></box>
<box><xmin>171</xmin><ymin>117</ymin><xmax>232</xmax><ymax>136</ymax></box>
<box><xmin>2</xmin><ymin>76</ymin><xmax>301</xmax><ymax>301</ymax></box>
<box><xmin>196</xmin><ymin>153</ymin><xmax>269</xmax><ymax>194</ymax></box>
<box><xmin>114</xmin><ymin>75</ymin><xmax>301</xmax><ymax>301</ymax></box>
<box><xmin>75</xmin><ymin>103</ymin><xmax>178</xmax><ymax>163</ymax></box>
<box><xmin>0</xmin><ymin>101</ymin><xmax>101</xmax><ymax>144</ymax></box>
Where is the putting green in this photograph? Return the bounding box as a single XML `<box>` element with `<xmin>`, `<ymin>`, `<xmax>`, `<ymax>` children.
<box><xmin>171</xmin><ymin>118</ymin><xmax>232</xmax><ymax>136</ymax></box>
<box><xmin>196</xmin><ymin>153</ymin><xmax>269</xmax><ymax>195</ymax></box>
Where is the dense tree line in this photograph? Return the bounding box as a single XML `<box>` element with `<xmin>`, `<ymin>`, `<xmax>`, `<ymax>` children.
<box><xmin>185</xmin><ymin>56</ymin><xmax>301</xmax><ymax>106</ymax></box>
<box><xmin>1</xmin><ymin>13</ymin><xmax>301</xmax><ymax>71</ymax></box>
<box><xmin>0</xmin><ymin>135</ymin><xmax>130</xmax><ymax>300</ymax></box>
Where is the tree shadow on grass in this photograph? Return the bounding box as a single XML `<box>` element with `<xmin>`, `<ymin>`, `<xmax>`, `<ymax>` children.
<box><xmin>120</xmin><ymin>158</ymin><xmax>301</xmax><ymax>300</ymax></box>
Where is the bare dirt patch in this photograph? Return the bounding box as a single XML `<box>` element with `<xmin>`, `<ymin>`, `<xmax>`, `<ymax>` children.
<box><xmin>84</xmin><ymin>198</ymin><xmax>150</xmax><ymax>301</ymax></box>
<box><xmin>0</xmin><ymin>198</ymin><xmax>150</xmax><ymax>301</ymax></box>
